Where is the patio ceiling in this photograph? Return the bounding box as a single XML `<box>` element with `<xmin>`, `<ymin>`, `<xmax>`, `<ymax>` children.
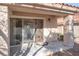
<box><xmin>0</xmin><ymin>3</ymin><xmax>79</xmax><ymax>16</ymax></box>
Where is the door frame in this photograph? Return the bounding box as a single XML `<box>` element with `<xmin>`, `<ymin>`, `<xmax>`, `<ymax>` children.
<box><xmin>10</xmin><ymin>15</ymin><xmax>45</xmax><ymax>45</ymax></box>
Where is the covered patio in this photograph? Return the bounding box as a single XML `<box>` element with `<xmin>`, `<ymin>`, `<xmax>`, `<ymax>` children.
<box><xmin>0</xmin><ymin>3</ymin><xmax>76</xmax><ymax>56</ymax></box>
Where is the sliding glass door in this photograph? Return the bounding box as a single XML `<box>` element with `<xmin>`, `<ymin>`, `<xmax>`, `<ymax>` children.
<box><xmin>10</xmin><ymin>18</ymin><xmax>43</xmax><ymax>56</ymax></box>
<box><xmin>22</xmin><ymin>20</ymin><xmax>35</xmax><ymax>49</ymax></box>
<box><xmin>10</xmin><ymin>19</ymin><xmax>35</xmax><ymax>55</ymax></box>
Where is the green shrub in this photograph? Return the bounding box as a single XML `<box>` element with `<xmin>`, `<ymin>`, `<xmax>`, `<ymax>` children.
<box><xmin>57</xmin><ymin>33</ymin><xmax>64</xmax><ymax>41</ymax></box>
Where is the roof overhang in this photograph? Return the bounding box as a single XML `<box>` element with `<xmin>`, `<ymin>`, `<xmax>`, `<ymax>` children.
<box><xmin>26</xmin><ymin>3</ymin><xmax>79</xmax><ymax>13</ymax></box>
<box><xmin>0</xmin><ymin>3</ymin><xmax>78</xmax><ymax>16</ymax></box>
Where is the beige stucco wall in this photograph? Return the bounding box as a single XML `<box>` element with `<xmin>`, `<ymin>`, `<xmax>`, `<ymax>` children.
<box><xmin>43</xmin><ymin>16</ymin><xmax>58</xmax><ymax>42</ymax></box>
<box><xmin>0</xmin><ymin>5</ymin><xmax>9</xmax><ymax>56</ymax></box>
<box><xmin>74</xmin><ymin>23</ymin><xmax>79</xmax><ymax>43</ymax></box>
<box><xmin>64</xmin><ymin>15</ymin><xmax>74</xmax><ymax>47</ymax></box>
<box><xmin>74</xmin><ymin>24</ymin><xmax>79</xmax><ymax>38</ymax></box>
<box><xmin>56</xmin><ymin>15</ymin><xmax>74</xmax><ymax>47</ymax></box>
<box><xmin>57</xmin><ymin>17</ymin><xmax>64</xmax><ymax>35</ymax></box>
<box><xmin>73</xmin><ymin>14</ymin><xmax>79</xmax><ymax>43</ymax></box>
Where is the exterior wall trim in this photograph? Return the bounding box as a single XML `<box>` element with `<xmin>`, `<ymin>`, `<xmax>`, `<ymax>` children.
<box><xmin>10</xmin><ymin>15</ymin><xmax>45</xmax><ymax>20</ymax></box>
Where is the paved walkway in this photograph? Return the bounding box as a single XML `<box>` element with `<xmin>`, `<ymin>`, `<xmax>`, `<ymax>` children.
<box><xmin>53</xmin><ymin>41</ymin><xmax>79</xmax><ymax>56</ymax></box>
<box><xmin>12</xmin><ymin>41</ymin><xmax>74</xmax><ymax>56</ymax></box>
<box><xmin>27</xmin><ymin>41</ymin><xmax>72</xmax><ymax>56</ymax></box>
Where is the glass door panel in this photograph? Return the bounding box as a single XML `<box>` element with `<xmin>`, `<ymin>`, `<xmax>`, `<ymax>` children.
<box><xmin>22</xmin><ymin>20</ymin><xmax>35</xmax><ymax>45</ymax></box>
<box><xmin>10</xmin><ymin>18</ymin><xmax>22</xmax><ymax>56</ymax></box>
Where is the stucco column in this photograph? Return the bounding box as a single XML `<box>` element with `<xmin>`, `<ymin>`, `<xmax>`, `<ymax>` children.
<box><xmin>64</xmin><ymin>15</ymin><xmax>74</xmax><ymax>47</ymax></box>
<box><xmin>0</xmin><ymin>5</ymin><xmax>9</xmax><ymax>56</ymax></box>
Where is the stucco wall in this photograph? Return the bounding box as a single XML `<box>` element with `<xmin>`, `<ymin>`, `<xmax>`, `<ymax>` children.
<box><xmin>74</xmin><ymin>24</ymin><xmax>79</xmax><ymax>38</ymax></box>
<box><xmin>74</xmin><ymin>24</ymin><xmax>79</xmax><ymax>43</ymax></box>
<box><xmin>74</xmin><ymin>13</ymin><xmax>79</xmax><ymax>43</ymax></box>
<box><xmin>57</xmin><ymin>17</ymin><xmax>64</xmax><ymax>35</ymax></box>
<box><xmin>43</xmin><ymin>16</ymin><xmax>58</xmax><ymax>42</ymax></box>
<box><xmin>64</xmin><ymin>15</ymin><xmax>74</xmax><ymax>47</ymax></box>
<box><xmin>0</xmin><ymin>5</ymin><xmax>9</xmax><ymax>56</ymax></box>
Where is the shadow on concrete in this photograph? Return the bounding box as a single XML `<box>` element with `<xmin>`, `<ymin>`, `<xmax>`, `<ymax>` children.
<box><xmin>0</xmin><ymin>50</ymin><xmax>7</xmax><ymax>56</ymax></box>
<box><xmin>0</xmin><ymin>29</ymin><xmax>8</xmax><ymax>56</ymax></box>
<box><xmin>0</xmin><ymin>29</ymin><xmax>8</xmax><ymax>45</ymax></box>
<box><xmin>32</xmin><ymin>46</ymin><xmax>44</xmax><ymax>56</ymax></box>
<box><xmin>0</xmin><ymin>48</ymin><xmax>8</xmax><ymax>56</ymax></box>
<box><xmin>53</xmin><ymin>42</ymin><xmax>79</xmax><ymax>56</ymax></box>
<box><xmin>22</xmin><ymin>45</ymin><xmax>32</xmax><ymax>56</ymax></box>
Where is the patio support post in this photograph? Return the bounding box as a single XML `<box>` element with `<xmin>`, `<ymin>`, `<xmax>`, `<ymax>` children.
<box><xmin>64</xmin><ymin>15</ymin><xmax>74</xmax><ymax>47</ymax></box>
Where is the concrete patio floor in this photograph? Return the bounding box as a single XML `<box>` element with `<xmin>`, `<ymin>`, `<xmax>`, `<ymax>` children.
<box><xmin>53</xmin><ymin>39</ymin><xmax>79</xmax><ymax>56</ymax></box>
<box><xmin>27</xmin><ymin>41</ymin><xmax>73</xmax><ymax>56</ymax></box>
